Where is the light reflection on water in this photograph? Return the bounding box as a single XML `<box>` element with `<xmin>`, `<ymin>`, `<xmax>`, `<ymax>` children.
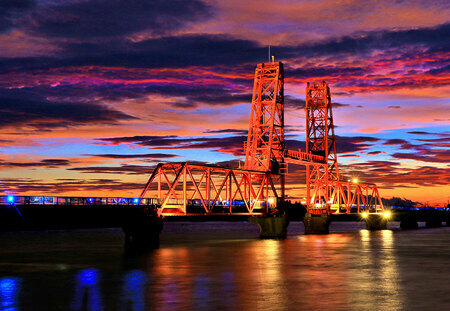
<box><xmin>0</xmin><ymin>277</ymin><xmax>21</xmax><ymax>311</ymax></box>
<box><xmin>1</xmin><ymin>223</ymin><xmax>449</xmax><ymax>310</ymax></box>
<box><xmin>118</xmin><ymin>270</ymin><xmax>146</xmax><ymax>311</ymax></box>
<box><xmin>72</xmin><ymin>269</ymin><xmax>103</xmax><ymax>311</ymax></box>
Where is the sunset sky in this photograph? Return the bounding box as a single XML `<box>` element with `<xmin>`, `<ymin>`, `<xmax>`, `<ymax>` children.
<box><xmin>0</xmin><ymin>0</ymin><xmax>448</xmax><ymax>206</ymax></box>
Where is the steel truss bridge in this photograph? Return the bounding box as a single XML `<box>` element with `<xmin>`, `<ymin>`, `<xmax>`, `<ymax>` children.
<box><xmin>139</xmin><ymin>61</ymin><xmax>384</xmax><ymax>216</ymax></box>
<box><xmin>2</xmin><ymin>61</ymin><xmax>384</xmax><ymax>217</ymax></box>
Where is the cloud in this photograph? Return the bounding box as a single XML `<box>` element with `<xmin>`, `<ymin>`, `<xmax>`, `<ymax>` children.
<box><xmin>100</xmin><ymin>134</ymin><xmax>247</xmax><ymax>156</ymax></box>
<box><xmin>335</xmin><ymin>135</ymin><xmax>380</xmax><ymax>153</ymax></box>
<box><xmin>383</xmin><ymin>139</ymin><xmax>408</xmax><ymax>145</ymax></box>
<box><xmin>0</xmin><ymin>158</ymin><xmax>70</xmax><ymax>168</ymax></box>
<box><xmin>0</xmin><ymin>177</ymin><xmax>146</xmax><ymax>194</ymax></box>
<box><xmin>288</xmin><ymin>66</ymin><xmax>365</xmax><ymax>79</ymax></box>
<box><xmin>203</xmin><ymin>129</ymin><xmax>248</xmax><ymax>135</ymax></box>
<box><xmin>26</xmin><ymin>0</ymin><xmax>211</xmax><ymax>39</ymax></box>
<box><xmin>341</xmin><ymin>161</ymin><xmax>449</xmax><ymax>187</ymax></box>
<box><xmin>391</xmin><ymin>150</ymin><xmax>450</xmax><ymax>163</ymax></box>
<box><xmin>0</xmin><ymin>93</ymin><xmax>136</xmax><ymax>130</ymax></box>
<box><xmin>283</xmin><ymin>22</ymin><xmax>450</xmax><ymax>58</ymax></box>
<box><xmin>68</xmin><ymin>164</ymin><xmax>155</xmax><ymax>175</ymax></box>
<box><xmin>0</xmin><ymin>0</ymin><xmax>35</xmax><ymax>33</ymax></box>
<box><xmin>97</xmin><ymin>133</ymin><xmax>381</xmax><ymax>157</ymax></box>
<box><xmin>85</xmin><ymin>153</ymin><xmax>178</xmax><ymax>159</ymax></box>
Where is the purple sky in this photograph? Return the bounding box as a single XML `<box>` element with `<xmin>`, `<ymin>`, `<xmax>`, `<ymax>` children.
<box><xmin>0</xmin><ymin>0</ymin><xmax>448</xmax><ymax>205</ymax></box>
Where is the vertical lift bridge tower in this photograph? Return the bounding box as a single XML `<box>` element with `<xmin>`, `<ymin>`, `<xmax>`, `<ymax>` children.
<box><xmin>140</xmin><ymin>61</ymin><xmax>384</xmax><ymax>233</ymax></box>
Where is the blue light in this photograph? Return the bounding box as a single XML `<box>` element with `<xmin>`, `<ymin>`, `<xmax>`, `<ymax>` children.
<box><xmin>133</xmin><ymin>198</ymin><xmax>139</xmax><ymax>204</ymax></box>
<box><xmin>72</xmin><ymin>269</ymin><xmax>103</xmax><ymax>311</ymax></box>
<box><xmin>7</xmin><ymin>196</ymin><xmax>14</xmax><ymax>203</ymax></box>
<box><xmin>88</xmin><ymin>198</ymin><xmax>93</xmax><ymax>203</ymax></box>
<box><xmin>0</xmin><ymin>277</ymin><xmax>21</xmax><ymax>310</ymax></box>
<box><xmin>121</xmin><ymin>270</ymin><xmax>146</xmax><ymax>310</ymax></box>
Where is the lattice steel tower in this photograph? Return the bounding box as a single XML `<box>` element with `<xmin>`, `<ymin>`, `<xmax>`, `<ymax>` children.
<box><xmin>305</xmin><ymin>81</ymin><xmax>339</xmax><ymax>211</ymax></box>
<box><xmin>244</xmin><ymin>62</ymin><xmax>285</xmax><ymax>173</ymax></box>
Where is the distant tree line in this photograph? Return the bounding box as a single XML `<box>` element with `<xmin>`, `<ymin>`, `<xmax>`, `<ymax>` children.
<box><xmin>382</xmin><ymin>197</ymin><xmax>418</xmax><ymax>207</ymax></box>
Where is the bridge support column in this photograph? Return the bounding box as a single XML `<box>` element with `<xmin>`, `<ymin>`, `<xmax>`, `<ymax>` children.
<box><xmin>425</xmin><ymin>213</ymin><xmax>442</xmax><ymax>228</ymax></box>
<box><xmin>249</xmin><ymin>216</ymin><xmax>289</xmax><ymax>238</ymax></box>
<box><xmin>400</xmin><ymin>213</ymin><xmax>418</xmax><ymax>230</ymax></box>
<box><xmin>365</xmin><ymin>214</ymin><xmax>387</xmax><ymax>230</ymax></box>
<box><xmin>303</xmin><ymin>213</ymin><xmax>331</xmax><ymax>234</ymax></box>
<box><xmin>122</xmin><ymin>216</ymin><xmax>163</xmax><ymax>250</ymax></box>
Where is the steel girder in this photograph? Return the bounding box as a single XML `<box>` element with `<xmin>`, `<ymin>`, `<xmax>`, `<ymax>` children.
<box><xmin>140</xmin><ymin>163</ymin><xmax>284</xmax><ymax>216</ymax></box>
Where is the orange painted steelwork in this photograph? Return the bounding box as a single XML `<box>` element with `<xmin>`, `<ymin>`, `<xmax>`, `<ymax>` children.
<box><xmin>140</xmin><ymin>163</ymin><xmax>283</xmax><ymax>215</ymax></box>
<box><xmin>299</xmin><ymin>81</ymin><xmax>383</xmax><ymax>214</ymax></box>
<box><xmin>141</xmin><ymin>61</ymin><xmax>384</xmax><ymax>215</ymax></box>
<box><xmin>244</xmin><ymin>62</ymin><xmax>285</xmax><ymax>173</ymax></box>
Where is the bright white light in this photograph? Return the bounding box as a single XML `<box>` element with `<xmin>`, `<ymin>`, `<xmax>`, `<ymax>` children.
<box><xmin>268</xmin><ymin>198</ymin><xmax>274</xmax><ymax>204</ymax></box>
<box><xmin>362</xmin><ymin>212</ymin><xmax>368</xmax><ymax>218</ymax></box>
<box><xmin>352</xmin><ymin>178</ymin><xmax>358</xmax><ymax>183</ymax></box>
<box><xmin>7</xmin><ymin>196</ymin><xmax>14</xmax><ymax>202</ymax></box>
<box><xmin>384</xmin><ymin>211</ymin><xmax>391</xmax><ymax>218</ymax></box>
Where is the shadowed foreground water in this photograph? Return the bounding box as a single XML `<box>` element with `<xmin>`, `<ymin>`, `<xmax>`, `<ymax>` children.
<box><xmin>0</xmin><ymin>222</ymin><xmax>449</xmax><ymax>310</ymax></box>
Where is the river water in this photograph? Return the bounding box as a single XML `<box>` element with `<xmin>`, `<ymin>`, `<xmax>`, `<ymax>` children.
<box><xmin>0</xmin><ymin>222</ymin><xmax>449</xmax><ymax>310</ymax></box>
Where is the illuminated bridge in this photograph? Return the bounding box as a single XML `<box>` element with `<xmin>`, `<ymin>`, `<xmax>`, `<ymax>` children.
<box><xmin>1</xmin><ymin>61</ymin><xmax>449</xmax><ymax>249</ymax></box>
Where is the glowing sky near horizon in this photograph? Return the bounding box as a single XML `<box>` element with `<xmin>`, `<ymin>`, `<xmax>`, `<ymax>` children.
<box><xmin>0</xmin><ymin>0</ymin><xmax>448</xmax><ymax>205</ymax></box>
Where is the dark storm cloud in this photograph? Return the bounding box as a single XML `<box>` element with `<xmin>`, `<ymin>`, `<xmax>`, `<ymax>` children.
<box><xmin>0</xmin><ymin>0</ymin><xmax>35</xmax><ymax>33</ymax></box>
<box><xmin>0</xmin><ymin>92</ymin><xmax>136</xmax><ymax>129</ymax></box>
<box><xmin>27</xmin><ymin>0</ymin><xmax>211</xmax><ymax>38</ymax></box>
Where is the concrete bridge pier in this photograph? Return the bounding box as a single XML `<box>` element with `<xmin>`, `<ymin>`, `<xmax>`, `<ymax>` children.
<box><xmin>400</xmin><ymin>213</ymin><xmax>418</xmax><ymax>230</ymax></box>
<box><xmin>249</xmin><ymin>216</ymin><xmax>289</xmax><ymax>238</ymax></box>
<box><xmin>425</xmin><ymin>213</ymin><xmax>442</xmax><ymax>228</ymax></box>
<box><xmin>303</xmin><ymin>213</ymin><xmax>332</xmax><ymax>234</ymax></box>
<box><xmin>122</xmin><ymin>216</ymin><xmax>164</xmax><ymax>250</ymax></box>
<box><xmin>365</xmin><ymin>214</ymin><xmax>387</xmax><ymax>230</ymax></box>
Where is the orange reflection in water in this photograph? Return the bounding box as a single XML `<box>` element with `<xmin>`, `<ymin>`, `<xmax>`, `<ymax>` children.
<box><xmin>142</xmin><ymin>229</ymin><xmax>405</xmax><ymax>310</ymax></box>
<box><xmin>346</xmin><ymin>229</ymin><xmax>404</xmax><ymax>310</ymax></box>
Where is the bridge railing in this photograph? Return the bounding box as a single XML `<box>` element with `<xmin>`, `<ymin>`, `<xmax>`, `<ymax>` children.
<box><xmin>284</xmin><ymin>149</ymin><xmax>326</xmax><ymax>164</ymax></box>
<box><xmin>0</xmin><ymin>195</ymin><xmax>159</xmax><ymax>206</ymax></box>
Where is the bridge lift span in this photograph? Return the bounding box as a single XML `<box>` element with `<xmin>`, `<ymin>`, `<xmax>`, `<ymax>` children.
<box><xmin>140</xmin><ymin>61</ymin><xmax>384</xmax><ymax>217</ymax></box>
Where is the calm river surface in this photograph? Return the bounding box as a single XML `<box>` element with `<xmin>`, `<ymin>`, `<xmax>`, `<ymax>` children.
<box><xmin>1</xmin><ymin>221</ymin><xmax>449</xmax><ymax>310</ymax></box>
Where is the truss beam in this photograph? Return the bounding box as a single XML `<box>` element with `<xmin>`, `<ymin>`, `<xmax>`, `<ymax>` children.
<box><xmin>140</xmin><ymin>163</ymin><xmax>283</xmax><ymax>216</ymax></box>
